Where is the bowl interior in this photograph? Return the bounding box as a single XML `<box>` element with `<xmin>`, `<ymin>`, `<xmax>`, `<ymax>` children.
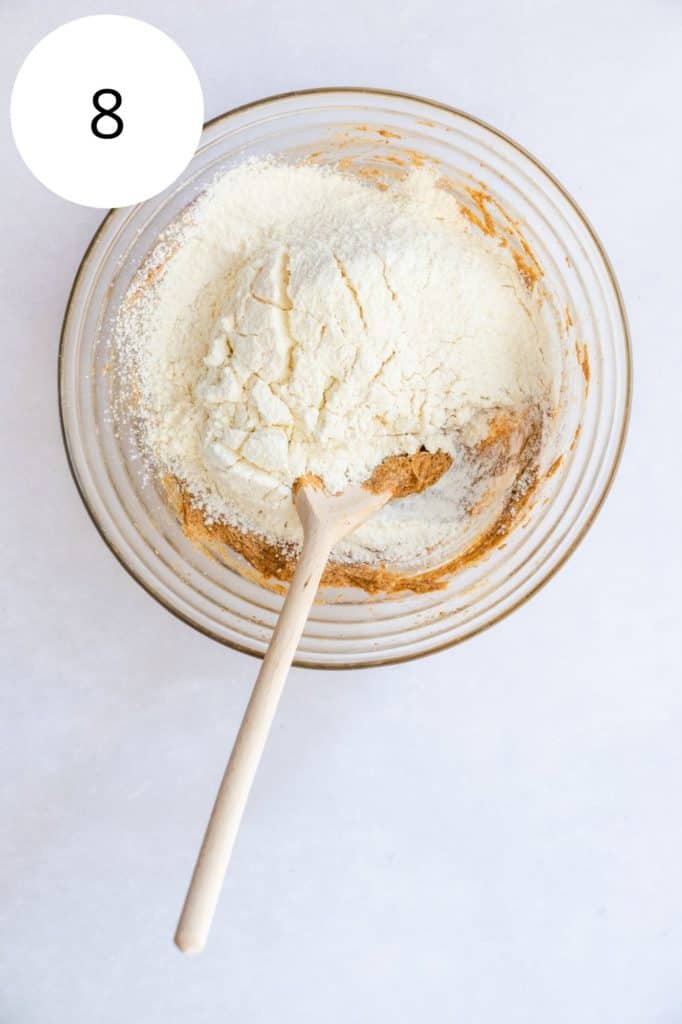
<box><xmin>59</xmin><ymin>89</ymin><xmax>630</xmax><ymax>667</ymax></box>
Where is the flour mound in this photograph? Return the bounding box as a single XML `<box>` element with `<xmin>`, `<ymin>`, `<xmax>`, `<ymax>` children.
<box><xmin>117</xmin><ymin>159</ymin><xmax>554</xmax><ymax>569</ymax></box>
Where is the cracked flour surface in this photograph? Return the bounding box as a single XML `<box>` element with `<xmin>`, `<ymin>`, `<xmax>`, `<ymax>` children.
<box><xmin>118</xmin><ymin>159</ymin><xmax>556</xmax><ymax>569</ymax></box>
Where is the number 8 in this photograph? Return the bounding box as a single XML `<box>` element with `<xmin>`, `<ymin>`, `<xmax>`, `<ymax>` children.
<box><xmin>91</xmin><ymin>89</ymin><xmax>123</xmax><ymax>140</ymax></box>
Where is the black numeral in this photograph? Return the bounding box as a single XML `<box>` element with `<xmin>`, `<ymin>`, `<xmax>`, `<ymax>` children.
<box><xmin>91</xmin><ymin>89</ymin><xmax>123</xmax><ymax>139</ymax></box>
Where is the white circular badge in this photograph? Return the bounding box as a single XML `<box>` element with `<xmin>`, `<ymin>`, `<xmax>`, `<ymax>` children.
<box><xmin>10</xmin><ymin>16</ymin><xmax>204</xmax><ymax>208</ymax></box>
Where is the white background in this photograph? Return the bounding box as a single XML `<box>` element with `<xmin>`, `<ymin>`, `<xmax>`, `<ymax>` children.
<box><xmin>1</xmin><ymin>1</ymin><xmax>680</xmax><ymax>1021</ymax></box>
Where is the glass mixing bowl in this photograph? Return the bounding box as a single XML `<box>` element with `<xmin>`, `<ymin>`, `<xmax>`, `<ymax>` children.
<box><xmin>59</xmin><ymin>88</ymin><xmax>630</xmax><ymax>668</ymax></box>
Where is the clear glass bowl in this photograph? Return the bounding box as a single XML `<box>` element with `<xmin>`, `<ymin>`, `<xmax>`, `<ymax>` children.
<box><xmin>59</xmin><ymin>88</ymin><xmax>631</xmax><ymax>668</ymax></box>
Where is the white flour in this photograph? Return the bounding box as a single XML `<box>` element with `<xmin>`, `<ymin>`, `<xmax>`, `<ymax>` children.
<box><xmin>117</xmin><ymin>160</ymin><xmax>555</xmax><ymax>569</ymax></box>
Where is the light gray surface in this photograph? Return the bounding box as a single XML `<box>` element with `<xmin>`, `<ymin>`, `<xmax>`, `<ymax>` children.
<box><xmin>1</xmin><ymin>1</ymin><xmax>680</xmax><ymax>1021</ymax></box>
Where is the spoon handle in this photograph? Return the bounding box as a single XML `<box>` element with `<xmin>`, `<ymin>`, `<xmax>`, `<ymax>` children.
<box><xmin>174</xmin><ymin>522</ymin><xmax>333</xmax><ymax>954</ymax></box>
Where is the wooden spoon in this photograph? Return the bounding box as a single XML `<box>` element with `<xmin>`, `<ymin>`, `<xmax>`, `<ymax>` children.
<box><xmin>174</xmin><ymin>454</ymin><xmax>451</xmax><ymax>954</ymax></box>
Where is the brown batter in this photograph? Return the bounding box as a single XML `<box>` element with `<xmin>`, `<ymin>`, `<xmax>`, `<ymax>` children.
<box><xmin>365</xmin><ymin>450</ymin><xmax>453</xmax><ymax>498</ymax></box>
<box><xmin>292</xmin><ymin>451</ymin><xmax>451</xmax><ymax>502</ymax></box>
<box><xmin>165</xmin><ymin>419</ymin><xmax>542</xmax><ymax>596</ymax></box>
<box><xmin>575</xmin><ymin>341</ymin><xmax>590</xmax><ymax>387</ymax></box>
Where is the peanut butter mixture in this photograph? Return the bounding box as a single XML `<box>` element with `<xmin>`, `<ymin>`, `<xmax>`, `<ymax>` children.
<box><xmin>165</xmin><ymin>418</ymin><xmax>541</xmax><ymax>595</ymax></box>
<box><xmin>365</xmin><ymin>450</ymin><xmax>453</xmax><ymax>499</ymax></box>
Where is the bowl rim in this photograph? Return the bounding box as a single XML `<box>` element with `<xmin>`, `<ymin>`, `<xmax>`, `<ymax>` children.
<box><xmin>58</xmin><ymin>85</ymin><xmax>632</xmax><ymax>670</ymax></box>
